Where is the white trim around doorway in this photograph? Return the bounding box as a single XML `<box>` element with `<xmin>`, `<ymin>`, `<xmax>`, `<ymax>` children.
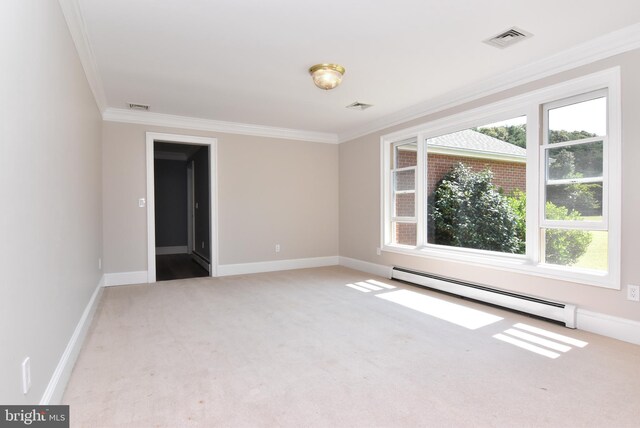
<box><xmin>146</xmin><ymin>132</ymin><xmax>219</xmax><ymax>283</ymax></box>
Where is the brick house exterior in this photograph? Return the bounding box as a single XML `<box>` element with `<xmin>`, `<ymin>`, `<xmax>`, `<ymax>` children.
<box><xmin>427</xmin><ymin>153</ymin><xmax>525</xmax><ymax>195</ymax></box>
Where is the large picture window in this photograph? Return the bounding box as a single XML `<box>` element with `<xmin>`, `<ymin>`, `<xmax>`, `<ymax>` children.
<box><xmin>381</xmin><ymin>69</ymin><xmax>620</xmax><ymax>289</ymax></box>
<box><xmin>425</xmin><ymin>116</ymin><xmax>527</xmax><ymax>255</ymax></box>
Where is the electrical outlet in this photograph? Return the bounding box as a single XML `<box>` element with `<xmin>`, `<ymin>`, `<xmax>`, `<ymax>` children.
<box><xmin>275</xmin><ymin>244</ymin><xmax>281</xmax><ymax>253</ymax></box>
<box><xmin>22</xmin><ymin>357</ymin><xmax>31</xmax><ymax>394</ymax></box>
<box><xmin>628</xmin><ymin>284</ymin><xmax>640</xmax><ymax>302</ymax></box>
<box><xmin>376</xmin><ymin>248</ymin><xmax>382</xmax><ymax>256</ymax></box>
<box><xmin>98</xmin><ymin>258</ymin><xmax>102</xmax><ymax>270</ymax></box>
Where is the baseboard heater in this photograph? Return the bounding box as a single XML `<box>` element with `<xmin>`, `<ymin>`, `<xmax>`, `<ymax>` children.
<box><xmin>391</xmin><ymin>267</ymin><xmax>577</xmax><ymax>328</ymax></box>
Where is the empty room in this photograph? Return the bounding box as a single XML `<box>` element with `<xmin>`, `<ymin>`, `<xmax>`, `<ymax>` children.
<box><xmin>2</xmin><ymin>1</ymin><xmax>640</xmax><ymax>427</ymax></box>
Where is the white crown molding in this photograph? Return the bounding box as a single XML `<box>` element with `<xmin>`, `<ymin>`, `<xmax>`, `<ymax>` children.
<box><xmin>61</xmin><ymin>0</ymin><xmax>640</xmax><ymax>146</ymax></box>
<box><xmin>103</xmin><ymin>108</ymin><xmax>339</xmax><ymax>144</ymax></box>
<box><xmin>338</xmin><ymin>22</ymin><xmax>640</xmax><ymax>143</ymax></box>
<box><xmin>58</xmin><ymin>0</ymin><xmax>108</xmax><ymax>112</ymax></box>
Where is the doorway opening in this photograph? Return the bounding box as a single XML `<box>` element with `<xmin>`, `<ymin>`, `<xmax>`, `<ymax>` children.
<box><xmin>146</xmin><ymin>133</ymin><xmax>218</xmax><ymax>283</ymax></box>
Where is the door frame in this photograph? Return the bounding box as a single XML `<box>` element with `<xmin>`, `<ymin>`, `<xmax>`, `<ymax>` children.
<box><xmin>186</xmin><ymin>160</ymin><xmax>194</xmax><ymax>254</ymax></box>
<box><xmin>145</xmin><ymin>132</ymin><xmax>218</xmax><ymax>283</ymax></box>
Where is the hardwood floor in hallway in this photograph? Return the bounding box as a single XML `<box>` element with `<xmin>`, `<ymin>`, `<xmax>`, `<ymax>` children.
<box><xmin>156</xmin><ymin>253</ymin><xmax>209</xmax><ymax>281</ymax></box>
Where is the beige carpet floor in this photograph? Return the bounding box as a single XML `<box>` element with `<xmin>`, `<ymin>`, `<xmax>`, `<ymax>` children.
<box><xmin>63</xmin><ymin>266</ymin><xmax>640</xmax><ymax>427</ymax></box>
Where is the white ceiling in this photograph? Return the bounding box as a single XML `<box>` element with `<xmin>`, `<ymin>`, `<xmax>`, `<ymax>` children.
<box><xmin>74</xmin><ymin>0</ymin><xmax>640</xmax><ymax>141</ymax></box>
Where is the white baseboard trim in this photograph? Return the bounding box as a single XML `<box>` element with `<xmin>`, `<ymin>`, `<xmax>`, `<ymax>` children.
<box><xmin>155</xmin><ymin>245</ymin><xmax>188</xmax><ymax>255</ymax></box>
<box><xmin>576</xmin><ymin>309</ymin><xmax>640</xmax><ymax>345</ymax></box>
<box><xmin>218</xmin><ymin>256</ymin><xmax>339</xmax><ymax>277</ymax></box>
<box><xmin>104</xmin><ymin>271</ymin><xmax>148</xmax><ymax>286</ymax></box>
<box><xmin>40</xmin><ymin>278</ymin><xmax>104</xmax><ymax>404</ymax></box>
<box><xmin>339</xmin><ymin>256</ymin><xmax>393</xmax><ymax>279</ymax></box>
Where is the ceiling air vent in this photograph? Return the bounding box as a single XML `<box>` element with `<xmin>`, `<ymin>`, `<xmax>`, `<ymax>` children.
<box><xmin>128</xmin><ymin>102</ymin><xmax>149</xmax><ymax>111</ymax></box>
<box><xmin>484</xmin><ymin>27</ymin><xmax>532</xmax><ymax>49</ymax></box>
<box><xmin>346</xmin><ymin>101</ymin><xmax>373</xmax><ymax>111</ymax></box>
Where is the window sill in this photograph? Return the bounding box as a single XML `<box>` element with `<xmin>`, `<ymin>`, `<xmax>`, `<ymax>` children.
<box><xmin>382</xmin><ymin>244</ymin><xmax>617</xmax><ymax>290</ymax></box>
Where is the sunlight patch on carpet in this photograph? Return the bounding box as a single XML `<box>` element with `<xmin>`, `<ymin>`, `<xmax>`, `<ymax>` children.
<box><xmin>375</xmin><ymin>289</ymin><xmax>503</xmax><ymax>329</ymax></box>
<box><xmin>355</xmin><ymin>281</ymin><xmax>383</xmax><ymax>291</ymax></box>
<box><xmin>345</xmin><ymin>279</ymin><xmax>396</xmax><ymax>293</ymax></box>
<box><xmin>366</xmin><ymin>279</ymin><xmax>396</xmax><ymax>289</ymax></box>
<box><xmin>503</xmin><ymin>328</ymin><xmax>571</xmax><ymax>352</ymax></box>
<box><xmin>513</xmin><ymin>323</ymin><xmax>588</xmax><ymax>348</ymax></box>
<box><xmin>345</xmin><ymin>283</ymin><xmax>371</xmax><ymax>292</ymax></box>
<box><xmin>493</xmin><ymin>323</ymin><xmax>588</xmax><ymax>359</ymax></box>
<box><xmin>494</xmin><ymin>333</ymin><xmax>561</xmax><ymax>359</ymax></box>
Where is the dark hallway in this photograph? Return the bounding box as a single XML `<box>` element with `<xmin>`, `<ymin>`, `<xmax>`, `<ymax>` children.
<box><xmin>154</xmin><ymin>142</ymin><xmax>211</xmax><ymax>282</ymax></box>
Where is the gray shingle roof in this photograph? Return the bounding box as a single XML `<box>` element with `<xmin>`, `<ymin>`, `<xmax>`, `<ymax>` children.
<box><xmin>427</xmin><ymin>129</ymin><xmax>526</xmax><ymax>158</ymax></box>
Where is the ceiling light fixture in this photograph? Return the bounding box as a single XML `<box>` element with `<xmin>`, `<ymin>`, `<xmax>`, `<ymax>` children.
<box><xmin>309</xmin><ymin>63</ymin><xmax>346</xmax><ymax>90</ymax></box>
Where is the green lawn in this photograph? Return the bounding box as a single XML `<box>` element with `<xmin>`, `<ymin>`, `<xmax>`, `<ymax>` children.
<box><xmin>573</xmin><ymin>216</ymin><xmax>608</xmax><ymax>271</ymax></box>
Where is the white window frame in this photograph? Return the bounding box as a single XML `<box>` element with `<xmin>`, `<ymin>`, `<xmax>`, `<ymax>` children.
<box><xmin>380</xmin><ymin>68</ymin><xmax>621</xmax><ymax>289</ymax></box>
<box><xmin>389</xmin><ymin>139</ymin><xmax>420</xmax><ymax>247</ymax></box>
<box><xmin>541</xmin><ymin>90</ymin><xmax>608</xmax><ymax>231</ymax></box>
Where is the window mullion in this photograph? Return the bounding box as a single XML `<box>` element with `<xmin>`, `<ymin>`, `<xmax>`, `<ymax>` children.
<box><xmin>416</xmin><ymin>134</ymin><xmax>426</xmax><ymax>247</ymax></box>
<box><xmin>392</xmin><ymin>166</ymin><xmax>417</xmax><ymax>173</ymax></box>
<box><xmin>383</xmin><ymin>139</ymin><xmax>392</xmax><ymax>246</ymax></box>
<box><xmin>542</xmin><ymin>135</ymin><xmax>604</xmax><ymax>149</ymax></box>
<box><xmin>527</xmin><ymin>104</ymin><xmax>540</xmax><ymax>264</ymax></box>
<box><xmin>601</xmin><ymin>135</ymin><xmax>610</xmax><ymax>226</ymax></box>
<box><xmin>547</xmin><ymin>177</ymin><xmax>603</xmax><ymax>186</ymax></box>
<box><xmin>542</xmin><ymin>220</ymin><xmax>606</xmax><ymax>230</ymax></box>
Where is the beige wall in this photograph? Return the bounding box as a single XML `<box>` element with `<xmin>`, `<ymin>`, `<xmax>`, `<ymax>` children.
<box><xmin>340</xmin><ymin>49</ymin><xmax>640</xmax><ymax>322</ymax></box>
<box><xmin>0</xmin><ymin>1</ymin><xmax>103</xmax><ymax>403</ymax></box>
<box><xmin>102</xmin><ymin>122</ymin><xmax>339</xmax><ymax>272</ymax></box>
